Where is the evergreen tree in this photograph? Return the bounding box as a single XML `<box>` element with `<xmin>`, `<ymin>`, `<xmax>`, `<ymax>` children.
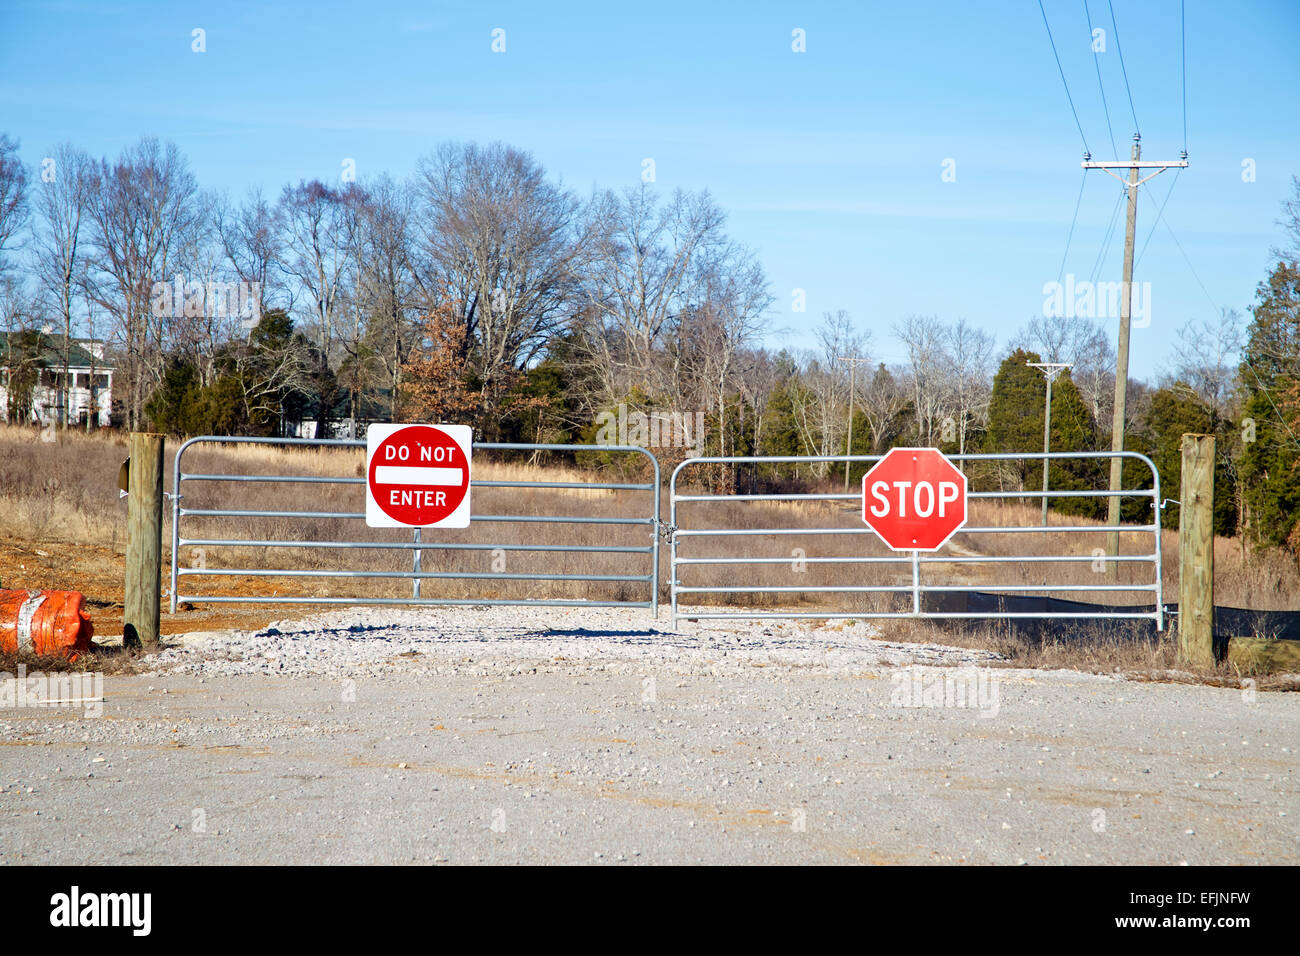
<box><xmin>985</xmin><ymin>348</ymin><xmax>1102</xmax><ymax>516</ymax></box>
<box><xmin>1137</xmin><ymin>384</ymin><xmax>1237</xmax><ymax>534</ymax></box>
<box><xmin>144</xmin><ymin>359</ymin><xmax>202</xmax><ymax>435</ymax></box>
<box><xmin>758</xmin><ymin>378</ymin><xmax>802</xmax><ymax>459</ymax></box>
<box><xmin>1238</xmin><ymin>261</ymin><xmax>1300</xmax><ymax>549</ymax></box>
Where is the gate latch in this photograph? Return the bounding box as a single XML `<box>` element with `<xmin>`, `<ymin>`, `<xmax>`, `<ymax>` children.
<box><xmin>656</xmin><ymin>520</ymin><xmax>677</xmax><ymax>543</ymax></box>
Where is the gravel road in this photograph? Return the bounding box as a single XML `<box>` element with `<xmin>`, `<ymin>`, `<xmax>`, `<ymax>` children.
<box><xmin>1</xmin><ymin>605</ymin><xmax>1295</xmax><ymax>864</ymax></box>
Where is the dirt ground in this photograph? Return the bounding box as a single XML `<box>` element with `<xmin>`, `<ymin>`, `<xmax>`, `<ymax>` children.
<box><xmin>0</xmin><ymin>540</ymin><xmax>283</xmax><ymax>639</ymax></box>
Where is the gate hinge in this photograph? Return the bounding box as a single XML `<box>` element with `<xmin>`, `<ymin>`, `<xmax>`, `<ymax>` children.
<box><xmin>1159</xmin><ymin>498</ymin><xmax>1180</xmax><ymax>510</ymax></box>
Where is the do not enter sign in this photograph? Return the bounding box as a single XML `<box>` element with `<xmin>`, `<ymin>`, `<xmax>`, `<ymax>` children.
<box><xmin>365</xmin><ymin>423</ymin><xmax>472</xmax><ymax>528</ymax></box>
<box><xmin>861</xmin><ymin>447</ymin><xmax>967</xmax><ymax>551</ymax></box>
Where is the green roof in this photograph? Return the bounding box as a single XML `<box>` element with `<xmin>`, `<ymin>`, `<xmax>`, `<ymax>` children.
<box><xmin>0</xmin><ymin>332</ymin><xmax>116</xmax><ymax>370</ymax></box>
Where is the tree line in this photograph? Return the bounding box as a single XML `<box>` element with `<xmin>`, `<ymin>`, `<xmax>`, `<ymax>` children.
<box><xmin>0</xmin><ymin>133</ymin><xmax>1296</xmax><ymax>553</ymax></box>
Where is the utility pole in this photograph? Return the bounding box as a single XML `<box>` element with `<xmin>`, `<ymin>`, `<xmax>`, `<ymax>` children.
<box><xmin>1028</xmin><ymin>362</ymin><xmax>1072</xmax><ymax>526</ymax></box>
<box><xmin>836</xmin><ymin>353</ymin><xmax>873</xmax><ymax>492</ymax></box>
<box><xmin>1082</xmin><ymin>134</ymin><xmax>1188</xmax><ymax>561</ymax></box>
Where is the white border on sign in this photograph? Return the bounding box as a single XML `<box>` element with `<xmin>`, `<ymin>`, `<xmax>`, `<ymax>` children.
<box><xmin>365</xmin><ymin>423</ymin><xmax>473</xmax><ymax>529</ymax></box>
<box><xmin>859</xmin><ymin>446</ymin><xmax>969</xmax><ymax>552</ymax></box>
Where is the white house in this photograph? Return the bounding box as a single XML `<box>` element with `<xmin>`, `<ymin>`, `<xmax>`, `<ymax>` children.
<box><xmin>0</xmin><ymin>334</ymin><xmax>115</xmax><ymax>428</ymax></box>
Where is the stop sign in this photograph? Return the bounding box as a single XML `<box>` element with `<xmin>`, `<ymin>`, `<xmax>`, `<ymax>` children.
<box><xmin>861</xmin><ymin>447</ymin><xmax>967</xmax><ymax>551</ymax></box>
<box><xmin>365</xmin><ymin>423</ymin><xmax>473</xmax><ymax>528</ymax></box>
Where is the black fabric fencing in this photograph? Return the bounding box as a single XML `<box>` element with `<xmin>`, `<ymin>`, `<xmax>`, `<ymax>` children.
<box><xmin>922</xmin><ymin>590</ymin><xmax>1300</xmax><ymax>644</ymax></box>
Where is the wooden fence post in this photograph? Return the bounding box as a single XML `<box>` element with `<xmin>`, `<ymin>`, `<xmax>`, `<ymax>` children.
<box><xmin>1178</xmin><ymin>433</ymin><xmax>1215</xmax><ymax>668</ymax></box>
<box><xmin>125</xmin><ymin>432</ymin><xmax>165</xmax><ymax>648</ymax></box>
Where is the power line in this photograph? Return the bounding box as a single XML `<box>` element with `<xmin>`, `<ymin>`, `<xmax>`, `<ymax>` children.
<box><xmin>1089</xmin><ymin>187</ymin><xmax>1125</xmax><ymax>284</ymax></box>
<box><xmin>1135</xmin><ymin>168</ymin><xmax>1181</xmax><ymax>267</ymax></box>
<box><xmin>1147</xmin><ymin>186</ymin><xmax>1217</xmax><ymax>316</ymax></box>
<box><xmin>1058</xmin><ymin>170</ymin><xmax>1089</xmax><ymax>283</ymax></box>
<box><xmin>1084</xmin><ymin>0</ymin><xmax>1119</xmax><ymax>159</ymax></box>
<box><xmin>1107</xmin><ymin>0</ymin><xmax>1141</xmax><ymax>135</ymax></box>
<box><xmin>1038</xmin><ymin>0</ymin><xmax>1091</xmax><ymax>153</ymax></box>
<box><xmin>1144</xmin><ymin>191</ymin><xmax>1298</xmax><ymax>445</ymax></box>
<box><xmin>1092</xmin><ymin>187</ymin><xmax>1123</xmax><ymax>282</ymax></box>
<box><xmin>1089</xmin><ymin>185</ymin><xmax>1126</xmax><ymax>285</ymax></box>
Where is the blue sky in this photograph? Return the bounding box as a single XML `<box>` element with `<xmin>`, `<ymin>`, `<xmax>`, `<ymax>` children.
<box><xmin>1</xmin><ymin>0</ymin><xmax>1296</xmax><ymax>378</ymax></box>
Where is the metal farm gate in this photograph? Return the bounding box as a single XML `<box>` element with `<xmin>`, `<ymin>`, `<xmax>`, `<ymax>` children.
<box><xmin>168</xmin><ymin>439</ymin><xmax>1165</xmax><ymax>631</ymax></box>
<box><xmin>668</xmin><ymin>451</ymin><xmax>1164</xmax><ymax>631</ymax></box>
<box><xmin>169</xmin><ymin>436</ymin><xmax>660</xmax><ymax>614</ymax></box>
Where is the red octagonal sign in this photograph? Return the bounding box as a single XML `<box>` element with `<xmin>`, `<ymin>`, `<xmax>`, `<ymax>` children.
<box><xmin>861</xmin><ymin>447</ymin><xmax>967</xmax><ymax>551</ymax></box>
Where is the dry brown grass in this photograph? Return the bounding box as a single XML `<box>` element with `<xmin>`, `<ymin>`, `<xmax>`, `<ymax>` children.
<box><xmin>0</xmin><ymin>646</ymin><xmax>145</xmax><ymax>675</ymax></box>
<box><xmin>0</xmin><ymin>426</ymin><xmax>1297</xmax><ymax>682</ymax></box>
<box><xmin>877</xmin><ymin>617</ymin><xmax>1299</xmax><ymax>690</ymax></box>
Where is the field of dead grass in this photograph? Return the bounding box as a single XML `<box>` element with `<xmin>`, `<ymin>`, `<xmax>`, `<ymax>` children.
<box><xmin>1</xmin><ymin>424</ymin><xmax>1297</xmax><ymax>682</ymax></box>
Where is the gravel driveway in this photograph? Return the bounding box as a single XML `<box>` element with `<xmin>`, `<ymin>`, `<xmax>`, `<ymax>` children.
<box><xmin>1</xmin><ymin>606</ymin><xmax>1295</xmax><ymax>864</ymax></box>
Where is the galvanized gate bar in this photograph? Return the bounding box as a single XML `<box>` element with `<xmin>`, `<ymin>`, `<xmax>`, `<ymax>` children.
<box><xmin>677</xmin><ymin>554</ymin><xmax>1153</xmax><ymax>564</ymax></box>
<box><xmin>180</xmin><ymin>509</ymin><xmax>649</xmax><ymax>523</ymax></box>
<box><xmin>181</xmin><ymin>569</ymin><xmax>650</xmax><ymax>582</ymax></box>
<box><xmin>675</xmin><ymin>488</ymin><xmax>1149</xmax><ymax>502</ymax></box>
<box><xmin>178</xmin><ymin>539</ymin><xmax>651</xmax><ymax>553</ymax></box>
<box><xmin>672</xmin><ymin>524</ymin><xmax>1160</xmax><ymax>536</ymax></box>
<box><xmin>176</xmin><ymin>474</ymin><xmax>653</xmax><ymax>491</ymax></box>
<box><xmin>669</xmin><ymin>450</ymin><xmax>1163</xmax><ymax>630</ymax></box>
<box><xmin>170</xmin><ymin>436</ymin><xmax>660</xmax><ymax>616</ymax></box>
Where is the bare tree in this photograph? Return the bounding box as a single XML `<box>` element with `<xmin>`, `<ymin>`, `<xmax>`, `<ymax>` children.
<box><xmin>1072</xmin><ymin>331</ymin><xmax>1116</xmax><ymax>437</ymax></box>
<box><xmin>1</xmin><ymin>278</ymin><xmax>41</xmax><ymax>422</ymax></box>
<box><xmin>278</xmin><ymin>179</ymin><xmax>361</xmax><ymax>433</ymax></box>
<box><xmin>32</xmin><ymin>143</ymin><xmax>92</xmax><ymax>427</ymax></box>
<box><xmin>169</xmin><ymin>197</ymin><xmax>246</xmax><ymax>387</ymax></box>
<box><xmin>576</xmin><ymin>184</ymin><xmax>728</xmax><ymax>406</ymax></box>
<box><xmin>229</xmin><ymin>313</ymin><xmax>316</xmax><ymax>432</ymax></box>
<box><xmin>945</xmin><ymin>317</ymin><xmax>996</xmax><ymax>454</ymax></box>
<box><xmin>1165</xmin><ymin>308</ymin><xmax>1243</xmax><ymax>415</ymax></box>
<box><xmin>216</xmin><ymin>187</ymin><xmax>284</xmax><ymax>316</ymax></box>
<box><xmin>356</xmin><ymin>175</ymin><xmax>418</xmax><ymax>420</ymax></box>
<box><xmin>683</xmin><ymin>247</ymin><xmax>772</xmax><ymax>457</ymax></box>
<box><xmin>857</xmin><ymin>362</ymin><xmax>909</xmax><ymax>454</ymax></box>
<box><xmin>736</xmin><ymin>348</ymin><xmax>780</xmax><ymax>457</ymax></box>
<box><xmin>85</xmin><ymin>138</ymin><xmax>201</xmax><ymax>428</ymax></box>
<box><xmin>417</xmin><ymin>142</ymin><xmax>581</xmax><ymax>423</ymax></box>
<box><xmin>0</xmin><ymin>133</ymin><xmax>27</xmax><ymax>274</ymax></box>
<box><xmin>1014</xmin><ymin>312</ymin><xmax>1114</xmax><ymax>432</ymax></box>
<box><xmin>1272</xmin><ymin>175</ymin><xmax>1300</xmax><ymax>263</ymax></box>
<box><xmin>335</xmin><ymin>185</ymin><xmax>383</xmax><ymax>431</ymax></box>
<box><xmin>789</xmin><ymin>310</ymin><xmax>867</xmax><ymax>474</ymax></box>
<box><xmin>894</xmin><ymin>313</ymin><xmax>950</xmax><ymax>446</ymax></box>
